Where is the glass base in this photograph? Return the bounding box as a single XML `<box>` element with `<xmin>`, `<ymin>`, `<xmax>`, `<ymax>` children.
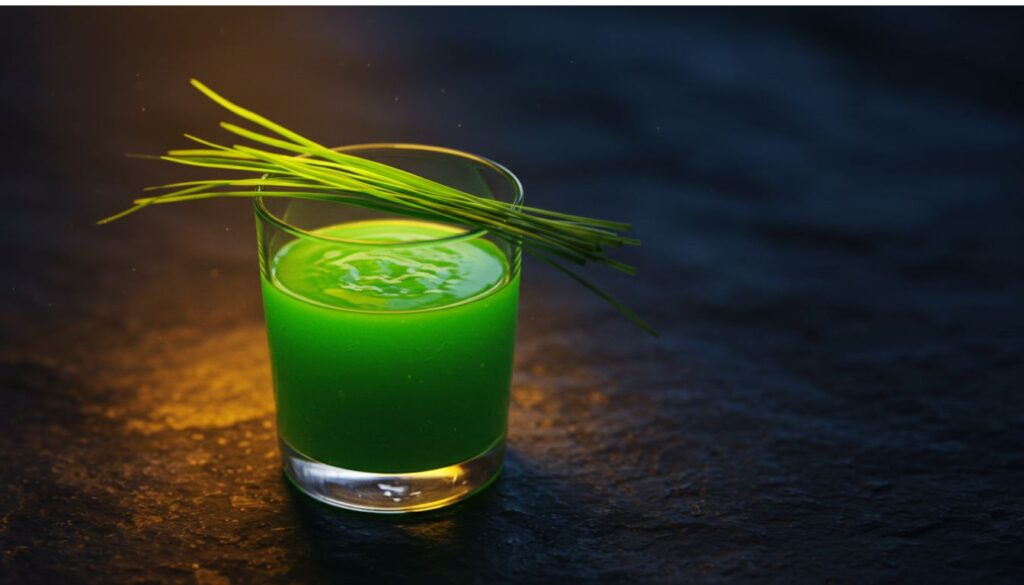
<box><xmin>280</xmin><ymin>437</ymin><xmax>505</xmax><ymax>514</ymax></box>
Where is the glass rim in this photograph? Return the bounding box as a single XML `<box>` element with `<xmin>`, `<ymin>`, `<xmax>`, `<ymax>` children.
<box><xmin>253</xmin><ymin>143</ymin><xmax>524</xmax><ymax>248</ymax></box>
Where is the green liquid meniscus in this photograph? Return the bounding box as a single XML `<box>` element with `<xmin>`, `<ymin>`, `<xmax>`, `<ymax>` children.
<box><xmin>261</xmin><ymin>219</ymin><xmax>519</xmax><ymax>473</ymax></box>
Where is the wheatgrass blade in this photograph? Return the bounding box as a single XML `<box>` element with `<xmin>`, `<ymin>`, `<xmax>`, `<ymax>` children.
<box><xmin>100</xmin><ymin>79</ymin><xmax>657</xmax><ymax>335</ymax></box>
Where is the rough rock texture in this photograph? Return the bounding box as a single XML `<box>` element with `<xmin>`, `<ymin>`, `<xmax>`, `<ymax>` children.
<box><xmin>2</xmin><ymin>7</ymin><xmax>1023</xmax><ymax>584</ymax></box>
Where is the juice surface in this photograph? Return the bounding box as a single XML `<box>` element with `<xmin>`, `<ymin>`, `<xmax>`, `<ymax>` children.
<box><xmin>261</xmin><ymin>220</ymin><xmax>519</xmax><ymax>473</ymax></box>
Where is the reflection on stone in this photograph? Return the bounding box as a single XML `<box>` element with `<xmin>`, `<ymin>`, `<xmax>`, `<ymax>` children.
<box><xmin>94</xmin><ymin>325</ymin><xmax>274</xmax><ymax>434</ymax></box>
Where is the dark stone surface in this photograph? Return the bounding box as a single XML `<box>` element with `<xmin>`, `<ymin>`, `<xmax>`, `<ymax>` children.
<box><xmin>2</xmin><ymin>7</ymin><xmax>1024</xmax><ymax>584</ymax></box>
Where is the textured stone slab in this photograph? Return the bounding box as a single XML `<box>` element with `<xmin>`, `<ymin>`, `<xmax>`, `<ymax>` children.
<box><xmin>1</xmin><ymin>7</ymin><xmax>1023</xmax><ymax>584</ymax></box>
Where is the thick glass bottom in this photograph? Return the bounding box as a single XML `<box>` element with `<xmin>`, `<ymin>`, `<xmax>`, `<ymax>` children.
<box><xmin>280</xmin><ymin>436</ymin><xmax>505</xmax><ymax>514</ymax></box>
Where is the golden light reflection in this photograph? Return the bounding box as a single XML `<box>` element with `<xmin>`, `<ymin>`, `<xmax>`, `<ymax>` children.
<box><xmin>509</xmin><ymin>332</ymin><xmax>609</xmax><ymax>453</ymax></box>
<box><xmin>506</xmin><ymin>317</ymin><xmax>675</xmax><ymax>502</ymax></box>
<box><xmin>90</xmin><ymin>325</ymin><xmax>274</xmax><ymax>434</ymax></box>
<box><xmin>396</xmin><ymin>517</ymin><xmax>459</xmax><ymax>547</ymax></box>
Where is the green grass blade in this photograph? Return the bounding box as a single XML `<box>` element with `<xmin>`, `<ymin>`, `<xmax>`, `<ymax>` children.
<box><xmin>103</xmin><ymin>79</ymin><xmax>655</xmax><ymax>335</ymax></box>
<box><xmin>529</xmin><ymin>249</ymin><xmax>659</xmax><ymax>337</ymax></box>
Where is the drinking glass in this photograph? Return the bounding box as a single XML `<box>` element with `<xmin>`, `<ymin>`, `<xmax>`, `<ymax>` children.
<box><xmin>254</xmin><ymin>144</ymin><xmax>522</xmax><ymax>513</ymax></box>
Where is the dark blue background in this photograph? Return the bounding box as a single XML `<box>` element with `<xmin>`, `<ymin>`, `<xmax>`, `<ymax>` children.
<box><xmin>1</xmin><ymin>7</ymin><xmax>1023</xmax><ymax>583</ymax></box>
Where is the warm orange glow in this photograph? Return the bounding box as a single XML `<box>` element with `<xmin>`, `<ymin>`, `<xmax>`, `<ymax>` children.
<box><xmin>91</xmin><ymin>325</ymin><xmax>274</xmax><ymax>435</ymax></box>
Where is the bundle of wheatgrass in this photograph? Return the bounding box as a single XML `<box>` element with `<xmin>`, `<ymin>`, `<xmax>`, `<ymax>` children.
<box><xmin>100</xmin><ymin>80</ymin><xmax>656</xmax><ymax>336</ymax></box>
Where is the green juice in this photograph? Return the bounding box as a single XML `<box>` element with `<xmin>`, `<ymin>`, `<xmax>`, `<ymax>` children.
<box><xmin>261</xmin><ymin>219</ymin><xmax>519</xmax><ymax>473</ymax></box>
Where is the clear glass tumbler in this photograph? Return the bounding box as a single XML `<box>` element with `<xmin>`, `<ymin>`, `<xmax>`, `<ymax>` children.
<box><xmin>254</xmin><ymin>144</ymin><xmax>523</xmax><ymax>513</ymax></box>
